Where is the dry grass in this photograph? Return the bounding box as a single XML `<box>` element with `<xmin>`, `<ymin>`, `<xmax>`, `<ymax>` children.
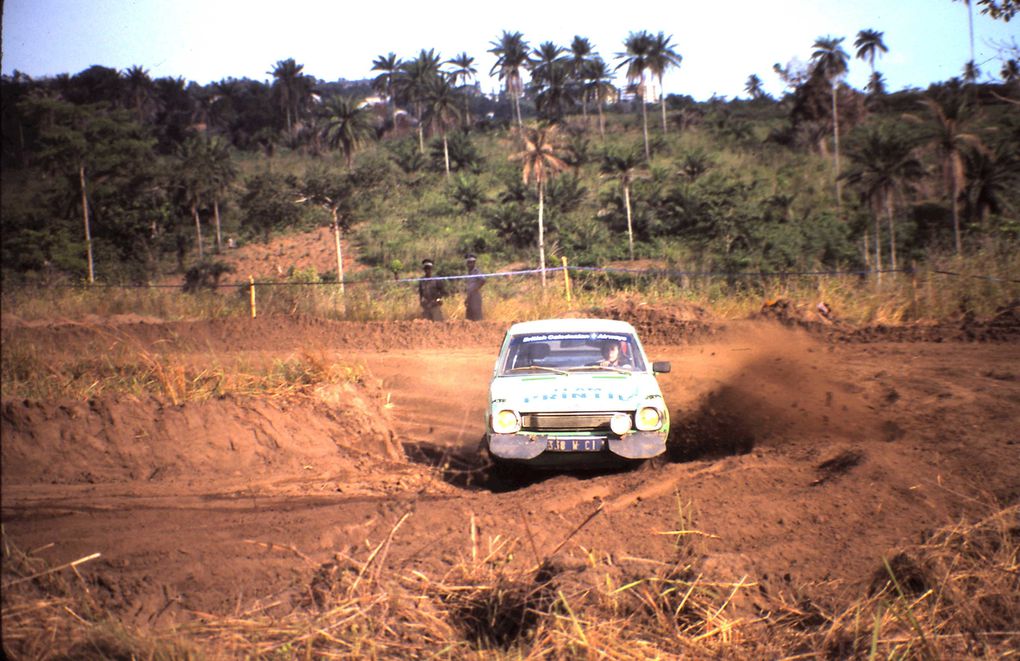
<box><xmin>0</xmin><ymin>325</ymin><xmax>365</xmax><ymax>403</ymax></box>
<box><xmin>5</xmin><ymin>504</ymin><xmax>1014</xmax><ymax>659</ymax></box>
<box><xmin>4</xmin><ymin>251</ymin><xmax>1017</xmax><ymax>327</ymax></box>
<box><xmin>815</xmin><ymin>504</ymin><xmax>1020</xmax><ymax>659</ymax></box>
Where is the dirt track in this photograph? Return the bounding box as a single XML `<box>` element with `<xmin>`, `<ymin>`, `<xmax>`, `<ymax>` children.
<box><xmin>2</xmin><ymin>314</ymin><xmax>1019</xmax><ymax>633</ymax></box>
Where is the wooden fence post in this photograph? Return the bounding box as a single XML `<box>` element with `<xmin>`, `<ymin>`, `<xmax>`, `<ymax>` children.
<box><xmin>561</xmin><ymin>256</ymin><xmax>572</xmax><ymax>302</ymax></box>
<box><xmin>249</xmin><ymin>275</ymin><xmax>256</xmax><ymax>319</ymax></box>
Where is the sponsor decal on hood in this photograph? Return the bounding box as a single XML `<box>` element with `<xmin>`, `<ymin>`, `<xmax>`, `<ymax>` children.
<box><xmin>519</xmin><ymin>383</ymin><xmax>638</xmax><ymax>404</ymax></box>
<box><xmin>490</xmin><ymin>374</ymin><xmax>662</xmax><ymax>411</ymax></box>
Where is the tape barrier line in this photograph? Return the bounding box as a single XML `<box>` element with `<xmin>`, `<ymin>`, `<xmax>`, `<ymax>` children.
<box><xmin>931</xmin><ymin>269</ymin><xmax>1020</xmax><ymax>284</ymax></box>
<box><xmin>31</xmin><ymin>265</ymin><xmax>1015</xmax><ymax>289</ymax></box>
<box><xmin>566</xmin><ymin>266</ymin><xmax>916</xmax><ymax>278</ymax></box>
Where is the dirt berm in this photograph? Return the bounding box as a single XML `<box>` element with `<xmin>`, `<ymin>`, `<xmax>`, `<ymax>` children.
<box><xmin>2</xmin><ymin>386</ymin><xmax>403</xmax><ymax>487</ymax></box>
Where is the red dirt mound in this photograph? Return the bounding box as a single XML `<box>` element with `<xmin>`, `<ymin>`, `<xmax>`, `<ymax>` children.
<box><xmin>753</xmin><ymin>297</ymin><xmax>1020</xmax><ymax>343</ymax></box>
<box><xmin>158</xmin><ymin>227</ymin><xmax>364</xmax><ymax>286</ymax></box>
<box><xmin>1</xmin><ymin>388</ymin><xmax>402</xmax><ymax>487</ymax></box>
<box><xmin>593</xmin><ymin>298</ymin><xmax>716</xmax><ymax>344</ymax></box>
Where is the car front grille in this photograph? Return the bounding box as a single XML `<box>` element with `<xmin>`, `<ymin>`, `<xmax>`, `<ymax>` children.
<box><xmin>521</xmin><ymin>412</ymin><xmax>615</xmax><ymax>432</ymax></box>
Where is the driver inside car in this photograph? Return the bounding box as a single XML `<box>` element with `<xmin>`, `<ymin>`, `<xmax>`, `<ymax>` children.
<box><xmin>598</xmin><ymin>341</ymin><xmax>631</xmax><ymax>368</ymax></box>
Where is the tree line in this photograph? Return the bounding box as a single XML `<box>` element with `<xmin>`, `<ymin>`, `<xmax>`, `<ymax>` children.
<box><xmin>2</xmin><ymin>14</ymin><xmax>1018</xmax><ymax>287</ymax></box>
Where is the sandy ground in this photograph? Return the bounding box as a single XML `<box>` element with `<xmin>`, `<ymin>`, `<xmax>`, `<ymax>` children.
<box><xmin>2</xmin><ymin>313</ymin><xmax>1018</xmax><ymax>633</ymax></box>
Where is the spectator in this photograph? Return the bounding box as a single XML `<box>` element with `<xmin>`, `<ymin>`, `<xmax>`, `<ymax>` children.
<box><xmin>464</xmin><ymin>253</ymin><xmax>484</xmax><ymax>321</ymax></box>
<box><xmin>418</xmin><ymin>259</ymin><xmax>446</xmax><ymax>320</ymax></box>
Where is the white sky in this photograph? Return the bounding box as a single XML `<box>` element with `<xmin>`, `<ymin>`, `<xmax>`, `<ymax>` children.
<box><xmin>2</xmin><ymin>0</ymin><xmax>1017</xmax><ymax>100</ymax></box>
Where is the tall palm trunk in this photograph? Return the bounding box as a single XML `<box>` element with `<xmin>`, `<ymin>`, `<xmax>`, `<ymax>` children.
<box><xmin>213</xmin><ymin>198</ymin><xmax>223</xmax><ymax>253</ymax></box>
<box><xmin>951</xmin><ymin>162</ymin><xmax>963</xmax><ymax>254</ymax></box>
<box><xmin>331</xmin><ymin>209</ymin><xmax>345</xmax><ymax>296</ymax></box>
<box><xmin>388</xmin><ymin>84</ymin><xmax>397</xmax><ymax>128</ymax></box>
<box><xmin>416</xmin><ymin>101</ymin><xmax>425</xmax><ymax>154</ymax></box>
<box><xmin>597</xmin><ymin>101</ymin><xmax>606</xmax><ymax>139</ymax></box>
<box><xmin>538</xmin><ymin>183</ymin><xmax>546</xmax><ymax>288</ymax></box>
<box><xmin>79</xmin><ymin>162</ymin><xmax>94</xmax><ymax>284</ymax></box>
<box><xmin>874</xmin><ymin>206</ymin><xmax>883</xmax><ymax>285</ymax></box>
<box><xmin>966</xmin><ymin>0</ymin><xmax>975</xmax><ymax>69</ymax></box>
<box><xmin>192</xmin><ymin>202</ymin><xmax>204</xmax><ymax>260</ymax></box>
<box><xmin>885</xmin><ymin>188</ymin><xmax>897</xmax><ymax>272</ymax></box>
<box><xmin>640</xmin><ymin>81</ymin><xmax>651</xmax><ymax>161</ymax></box>
<box><xmin>832</xmin><ymin>83</ymin><xmax>842</xmax><ymax>209</ymax></box>
<box><xmin>442</xmin><ymin>132</ymin><xmax>451</xmax><ymax>177</ymax></box>
<box><xmin>659</xmin><ymin>74</ymin><xmax>668</xmax><ymax>133</ymax></box>
<box><xmin>624</xmin><ymin>182</ymin><xmax>634</xmax><ymax>260</ymax></box>
<box><xmin>513</xmin><ymin>77</ymin><xmax>523</xmax><ymax>128</ymax></box>
<box><xmin>863</xmin><ymin>229</ymin><xmax>871</xmax><ymax>272</ymax></box>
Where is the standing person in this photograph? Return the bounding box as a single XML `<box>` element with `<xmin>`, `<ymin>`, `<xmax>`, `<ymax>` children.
<box><xmin>464</xmin><ymin>253</ymin><xmax>485</xmax><ymax>321</ymax></box>
<box><xmin>418</xmin><ymin>258</ymin><xmax>446</xmax><ymax>320</ymax></box>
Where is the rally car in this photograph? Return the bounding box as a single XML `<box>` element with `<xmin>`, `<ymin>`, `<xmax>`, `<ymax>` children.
<box><xmin>483</xmin><ymin>318</ymin><xmax>671</xmax><ymax>468</ymax></box>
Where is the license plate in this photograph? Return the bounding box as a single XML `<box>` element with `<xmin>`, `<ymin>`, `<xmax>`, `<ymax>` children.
<box><xmin>546</xmin><ymin>438</ymin><xmax>606</xmax><ymax>452</ymax></box>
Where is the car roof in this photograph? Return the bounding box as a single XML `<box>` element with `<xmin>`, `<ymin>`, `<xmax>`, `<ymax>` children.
<box><xmin>506</xmin><ymin>318</ymin><xmax>639</xmax><ymax>336</ymax></box>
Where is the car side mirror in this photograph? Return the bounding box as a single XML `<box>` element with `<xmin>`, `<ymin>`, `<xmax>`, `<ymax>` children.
<box><xmin>652</xmin><ymin>361</ymin><xmax>671</xmax><ymax>374</ymax></box>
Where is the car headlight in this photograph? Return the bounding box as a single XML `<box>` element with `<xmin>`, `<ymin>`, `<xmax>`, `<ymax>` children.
<box><xmin>610</xmin><ymin>412</ymin><xmax>632</xmax><ymax>435</ymax></box>
<box><xmin>492</xmin><ymin>409</ymin><xmax>521</xmax><ymax>434</ymax></box>
<box><xmin>635</xmin><ymin>406</ymin><xmax>663</xmax><ymax>431</ymax></box>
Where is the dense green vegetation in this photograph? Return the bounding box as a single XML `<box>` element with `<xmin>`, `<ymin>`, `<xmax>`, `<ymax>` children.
<box><xmin>2</xmin><ymin>25</ymin><xmax>1018</xmax><ymax>293</ymax></box>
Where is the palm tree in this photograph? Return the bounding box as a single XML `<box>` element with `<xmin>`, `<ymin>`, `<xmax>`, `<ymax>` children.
<box><xmin>601</xmin><ymin>148</ymin><xmax>644</xmax><ymax>260</ymax></box>
<box><xmin>396</xmin><ymin>49</ymin><xmax>442</xmax><ymax>154</ymax></box>
<box><xmin>510</xmin><ymin>124</ymin><xmax>568</xmax><ymax>287</ymax></box>
<box><xmin>745</xmin><ymin>74</ymin><xmax>765</xmax><ymax>99</ymax></box>
<box><xmin>270</xmin><ymin>58</ymin><xmax>310</xmax><ymax>140</ymax></box>
<box><xmin>530</xmin><ymin>42</ymin><xmax>566</xmax><ymax>87</ymax></box>
<box><xmin>206</xmin><ymin>137</ymin><xmax>235</xmax><ymax>252</ymax></box>
<box><xmin>963</xmin><ymin>60</ymin><xmax>981</xmax><ymax>84</ymax></box>
<box><xmin>585</xmin><ymin>58</ymin><xmax>616</xmax><ymax>139</ymax></box>
<box><xmin>535</xmin><ymin>65</ymin><xmax>577</xmax><ymax>124</ymax></box>
<box><xmin>1002</xmin><ymin>58</ymin><xmax>1020</xmax><ymax>85</ymax></box>
<box><xmin>841</xmin><ymin>124</ymin><xmax>923</xmax><ymax>277</ymax></box>
<box><xmin>867</xmin><ymin>71</ymin><xmax>888</xmax><ymax>96</ymax></box>
<box><xmin>810</xmin><ymin>36</ymin><xmax>850</xmax><ymax>207</ymax></box>
<box><xmin>678</xmin><ymin>148</ymin><xmax>713</xmax><ymax>186</ymax></box>
<box><xmin>299</xmin><ymin>168</ymin><xmax>354</xmax><ymax>295</ymax></box>
<box><xmin>122</xmin><ymin>65</ymin><xmax>153</xmax><ymax>123</ymax></box>
<box><xmin>318</xmin><ymin>95</ymin><xmax>375</xmax><ymax>169</ymax></box>
<box><xmin>446</xmin><ymin>52</ymin><xmax>476</xmax><ymax>129</ymax></box>
<box><xmin>176</xmin><ymin>137</ymin><xmax>213</xmax><ymax>259</ymax></box>
<box><xmin>854</xmin><ymin>29</ymin><xmax>888</xmax><ymax>97</ymax></box>
<box><xmin>963</xmin><ymin>141</ymin><xmax>1020</xmax><ymax>233</ymax></box>
<box><xmin>910</xmin><ymin>93</ymin><xmax>984</xmax><ymax>254</ymax></box>
<box><xmin>489</xmin><ymin>31</ymin><xmax>530</xmax><ymax>128</ymax></box>
<box><xmin>569</xmin><ymin>36</ymin><xmax>594</xmax><ymax>122</ymax></box>
<box><xmin>371</xmin><ymin>53</ymin><xmax>402</xmax><ymax>127</ymax></box>
<box><xmin>528</xmin><ymin>45</ymin><xmax>576</xmax><ymax>124</ymax></box>
<box><xmin>647</xmin><ymin>32</ymin><xmax>683</xmax><ymax>133</ymax></box>
<box><xmin>425</xmin><ymin>75</ymin><xmax>463</xmax><ymax>176</ymax></box>
<box><xmin>616</xmin><ymin>31</ymin><xmax>654</xmax><ymax>161</ymax></box>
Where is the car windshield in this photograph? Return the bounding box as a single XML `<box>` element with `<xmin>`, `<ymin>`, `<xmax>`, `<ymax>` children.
<box><xmin>500</xmin><ymin>331</ymin><xmax>646</xmax><ymax>375</ymax></box>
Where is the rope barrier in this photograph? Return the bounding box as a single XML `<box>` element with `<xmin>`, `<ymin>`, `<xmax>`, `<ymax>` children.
<box><xmin>14</xmin><ymin>264</ymin><xmax>1015</xmax><ymax>290</ymax></box>
<box><xmin>931</xmin><ymin>269</ymin><xmax>1020</xmax><ymax>284</ymax></box>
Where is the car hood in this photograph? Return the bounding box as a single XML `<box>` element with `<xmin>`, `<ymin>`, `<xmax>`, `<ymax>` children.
<box><xmin>490</xmin><ymin>372</ymin><xmax>664</xmax><ymax>413</ymax></box>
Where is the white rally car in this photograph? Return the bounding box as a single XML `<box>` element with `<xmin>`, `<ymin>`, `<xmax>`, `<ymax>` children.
<box><xmin>484</xmin><ymin>318</ymin><xmax>671</xmax><ymax>467</ymax></box>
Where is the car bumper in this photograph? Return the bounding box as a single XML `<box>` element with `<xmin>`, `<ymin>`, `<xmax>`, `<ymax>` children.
<box><xmin>487</xmin><ymin>431</ymin><xmax>667</xmax><ymax>463</ymax></box>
